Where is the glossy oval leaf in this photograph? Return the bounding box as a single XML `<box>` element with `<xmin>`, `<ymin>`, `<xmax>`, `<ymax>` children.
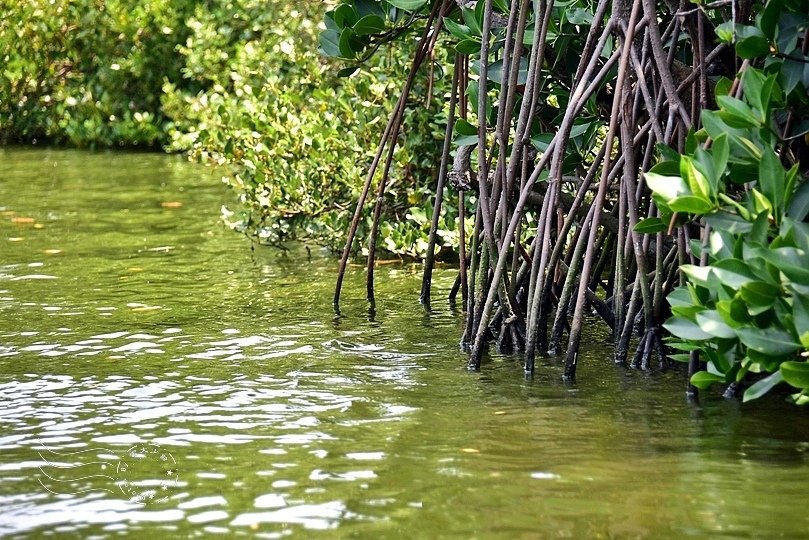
<box><xmin>355</xmin><ymin>0</ymin><xmax>387</xmax><ymax>18</ymax></box>
<box><xmin>462</xmin><ymin>6</ymin><xmax>482</xmax><ymax>36</ymax></box>
<box><xmin>758</xmin><ymin>147</ymin><xmax>785</xmax><ymax>216</ymax></box>
<box><xmin>454</xmin><ymin>118</ymin><xmax>477</xmax><ymax>136</ymax></box>
<box><xmin>669</xmin><ymin>195</ymin><xmax>714</xmax><ymax>214</ymax></box>
<box><xmin>696</xmin><ymin>310</ymin><xmax>737</xmax><ymax>339</ymax></box>
<box><xmin>781</xmin><ymin>361</ymin><xmax>809</xmax><ymax>389</ymax></box>
<box><xmin>681</xmin><ymin>264</ymin><xmax>713</xmax><ymax>288</ymax></box>
<box><xmin>644</xmin><ymin>172</ymin><xmax>690</xmax><ymax>202</ymax></box>
<box><xmin>680</xmin><ymin>155</ymin><xmax>712</xmax><ymax>199</ymax></box>
<box><xmin>705</xmin><ymin>212</ymin><xmax>753</xmax><ymax>235</ymax></box>
<box><xmin>338</xmin><ymin>28</ymin><xmax>358</xmax><ymax>59</ymax></box>
<box><xmin>742</xmin><ymin>370</ymin><xmax>784</xmax><ymax>402</ymax></box>
<box><xmin>752</xmin><ymin>246</ymin><xmax>809</xmax><ymax>283</ymax></box>
<box><xmin>690</xmin><ymin>370</ymin><xmax>725</xmax><ymax>389</ymax></box>
<box><xmin>739</xmin><ymin>281</ymin><xmax>779</xmax><ymax>307</ymax></box>
<box><xmin>793</xmin><ymin>294</ymin><xmax>809</xmax><ymax>348</ymax></box>
<box><xmin>353</xmin><ymin>14</ymin><xmax>386</xmax><ymax>35</ymax></box>
<box><xmin>716</xmin><ymin>298</ymin><xmax>749</xmax><ymax>327</ymax></box>
<box><xmin>337</xmin><ymin>66</ymin><xmax>359</xmax><ymax>77</ymax></box>
<box><xmin>334</xmin><ymin>3</ymin><xmax>359</xmax><ymax>27</ymax></box>
<box><xmin>737</xmin><ymin>326</ymin><xmax>802</xmax><ymax>355</ymax></box>
<box><xmin>664</xmin><ymin>316</ymin><xmax>714</xmax><ymax>341</ymax></box>
<box><xmin>318</xmin><ymin>29</ymin><xmax>342</xmax><ymax>58</ymax></box>
<box><xmin>712</xmin><ymin>258</ymin><xmax>757</xmax><ymax>289</ymax></box>
<box><xmin>716</xmin><ymin>95</ymin><xmax>761</xmax><ymax>126</ymax></box>
<box><xmin>444</xmin><ymin>18</ymin><xmax>472</xmax><ymax>41</ymax></box>
<box><xmin>634</xmin><ymin>217</ymin><xmax>667</xmax><ymax>234</ymax></box>
<box><xmin>667</xmin><ymin>286</ymin><xmax>695</xmax><ymax>308</ymax></box>
<box><xmin>788</xmin><ymin>181</ymin><xmax>809</xmax><ymax>221</ymax></box>
<box><xmin>455</xmin><ymin>39</ymin><xmax>480</xmax><ymax>55</ymax></box>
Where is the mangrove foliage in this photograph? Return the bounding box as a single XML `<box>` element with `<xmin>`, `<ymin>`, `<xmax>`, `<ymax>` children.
<box><xmin>322</xmin><ymin>0</ymin><xmax>809</xmax><ymax>402</ymax></box>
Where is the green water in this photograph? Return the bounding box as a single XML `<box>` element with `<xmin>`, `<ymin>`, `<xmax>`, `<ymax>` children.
<box><xmin>1</xmin><ymin>148</ymin><xmax>808</xmax><ymax>538</ymax></box>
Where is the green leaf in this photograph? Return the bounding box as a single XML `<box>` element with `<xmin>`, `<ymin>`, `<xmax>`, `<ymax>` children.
<box><xmin>667</xmin><ymin>286</ymin><xmax>694</xmax><ymax>308</ymax></box>
<box><xmin>462</xmin><ymin>7</ymin><xmax>482</xmax><ymax>36</ymax></box>
<box><xmin>737</xmin><ymin>326</ymin><xmax>802</xmax><ymax>355</ymax></box>
<box><xmin>672</xmin><ymin>305</ymin><xmax>705</xmax><ymax>319</ymax></box>
<box><xmin>781</xmin><ymin>362</ymin><xmax>809</xmax><ymax>389</ymax></box>
<box><xmin>736</xmin><ymin>35</ymin><xmax>770</xmax><ymax>59</ymax></box>
<box><xmin>696</xmin><ymin>310</ymin><xmax>737</xmax><ymax>338</ymax></box>
<box><xmin>717</xmin><ymin>297</ymin><xmax>751</xmax><ymax>326</ymax></box>
<box><xmin>353</xmin><ymin>14</ymin><xmax>386</xmax><ymax>35</ymax></box>
<box><xmin>664</xmin><ymin>316</ymin><xmax>714</xmax><ymax>341</ymax></box>
<box><xmin>455</xmin><ymin>39</ymin><xmax>480</xmax><ymax>55</ymax></box>
<box><xmin>741</xmin><ymin>68</ymin><xmax>767</xmax><ymax>116</ymax></box>
<box><xmin>715</xmin><ymin>21</ymin><xmax>734</xmax><ymax>43</ymax></box>
<box><xmin>751</xmin><ymin>188</ymin><xmax>774</xmax><ymax>216</ymax></box>
<box><xmin>739</xmin><ymin>281</ymin><xmax>779</xmax><ymax>308</ymax></box>
<box><xmin>759</xmin><ymin>0</ymin><xmax>782</xmax><ymax>40</ymax></box>
<box><xmin>715</xmin><ymin>76</ymin><xmax>733</xmax><ymax>98</ymax></box>
<box><xmin>711</xmin><ymin>133</ymin><xmax>729</xmax><ymax>186</ymax></box>
<box><xmin>705</xmin><ymin>212</ymin><xmax>753</xmax><ymax>235</ymax></box>
<box><xmin>790</xmin><ymin>391</ymin><xmax>809</xmax><ymax>405</ymax></box>
<box><xmin>788</xmin><ymin>181</ymin><xmax>809</xmax><ymax>221</ymax></box>
<box><xmin>749</xmin><ymin>210</ymin><xmax>770</xmax><ymax>246</ymax></box>
<box><xmin>487</xmin><ymin>57</ymin><xmax>529</xmax><ymax>85</ymax></box>
<box><xmin>681</xmin><ymin>155</ymin><xmax>711</xmax><ymax>199</ymax></box>
<box><xmin>704</xmin><ymin>347</ymin><xmax>732</xmax><ymax>375</ymax></box>
<box><xmin>355</xmin><ymin>0</ymin><xmax>387</xmax><ymax>18</ymax></box>
<box><xmin>669</xmin><ymin>353</ymin><xmax>693</xmax><ymax>363</ymax></box>
<box><xmin>454</xmin><ymin>134</ymin><xmax>479</xmax><ymax>147</ymax></box>
<box><xmin>751</xmin><ymin>246</ymin><xmax>809</xmax><ymax>283</ymax></box>
<box><xmin>474</xmin><ymin>0</ymin><xmax>486</xmax><ymax>30</ymax></box>
<box><xmin>782</xmin><ymin>57</ymin><xmax>806</xmax><ymax>95</ymax></box>
<box><xmin>700</xmin><ymin>110</ymin><xmax>743</xmax><ymax>145</ymax></box>
<box><xmin>634</xmin><ymin>217</ymin><xmax>667</xmax><ymax>234</ymax></box>
<box><xmin>758</xmin><ymin>147</ymin><xmax>785</xmax><ymax>217</ymax></box>
<box><xmin>709</xmin><ymin>229</ymin><xmax>733</xmax><ymax>259</ymax></box>
<box><xmin>669</xmin><ymin>195</ymin><xmax>714</xmax><ymax>214</ymax></box>
<box><xmin>318</xmin><ymin>29</ymin><xmax>342</xmax><ymax>58</ymax></box>
<box><xmin>338</xmin><ymin>27</ymin><xmax>358</xmax><ymax>59</ymax></box>
<box><xmin>690</xmin><ymin>371</ymin><xmax>725</xmax><ymax>389</ymax></box>
<box><xmin>530</xmin><ymin>133</ymin><xmax>553</xmax><ymax>152</ymax></box>
<box><xmin>444</xmin><ymin>18</ymin><xmax>472</xmax><ymax>41</ymax></box>
<box><xmin>717</xmin><ymin>95</ymin><xmax>761</xmax><ymax>126</ymax></box>
<box><xmin>737</xmin><ymin>137</ymin><xmax>763</xmax><ymax>160</ymax></box>
<box><xmin>454</xmin><ymin>118</ymin><xmax>477</xmax><ymax>136</ymax></box>
<box><xmin>337</xmin><ymin>66</ymin><xmax>359</xmax><ymax>77</ymax></box>
<box><xmin>492</xmin><ymin>0</ymin><xmax>509</xmax><ymax>12</ymax></box>
<box><xmin>743</xmin><ymin>371</ymin><xmax>784</xmax><ymax>402</ymax></box>
<box><xmin>681</xmin><ymin>264</ymin><xmax>713</xmax><ymax>288</ymax></box>
<box><xmin>793</xmin><ymin>294</ymin><xmax>809</xmax><ymax>348</ymax></box>
<box><xmin>667</xmin><ymin>341</ymin><xmax>703</xmax><ymax>352</ymax></box>
<box><xmin>334</xmin><ymin>3</ymin><xmax>359</xmax><ymax>27</ymax></box>
<box><xmin>387</xmin><ymin>0</ymin><xmax>428</xmax><ymax>10</ymax></box>
<box><xmin>712</xmin><ymin>258</ymin><xmax>757</xmax><ymax>289</ymax></box>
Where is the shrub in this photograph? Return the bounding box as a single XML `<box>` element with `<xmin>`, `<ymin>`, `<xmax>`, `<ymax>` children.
<box><xmin>163</xmin><ymin>0</ymin><xmax>448</xmax><ymax>254</ymax></box>
<box><xmin>0</xmin><ymin>0</ymin><xmax>194</xmax><ymax>147</ymax></box>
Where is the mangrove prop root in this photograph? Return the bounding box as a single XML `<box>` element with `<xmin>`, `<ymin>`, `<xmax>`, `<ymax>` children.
<box><xmin>334</xmin><ymin>0</ymin><xmax>728</xmax><ymax>387</ymax></box>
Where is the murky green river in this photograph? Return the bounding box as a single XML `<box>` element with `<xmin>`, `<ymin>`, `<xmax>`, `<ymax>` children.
<box><xmin>1</xmin><ymin>148</ymin><xmax>808</xmax><ymax>538</ymax></box>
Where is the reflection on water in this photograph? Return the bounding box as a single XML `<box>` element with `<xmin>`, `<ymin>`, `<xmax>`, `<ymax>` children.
<box><xmin>1</xmin><ymin>148</ymin><xmax>809</xmax><ymax>538</ymax></box>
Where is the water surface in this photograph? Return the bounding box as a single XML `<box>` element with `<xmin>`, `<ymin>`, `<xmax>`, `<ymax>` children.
<box><xmin>1</xmin><ymin>148</ymin><xmax>808</xmax><ymax>538</ymax></box>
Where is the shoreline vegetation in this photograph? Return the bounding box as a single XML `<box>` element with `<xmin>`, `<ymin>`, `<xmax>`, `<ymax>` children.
<box><xmin>2</xmin><ymin>0</ymin><xmax>808</xmax><ymax>402</ymax></box>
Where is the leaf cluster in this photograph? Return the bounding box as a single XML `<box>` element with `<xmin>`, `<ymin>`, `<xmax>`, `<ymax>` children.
<box><xmin>645</xmin><ymin>46</ymin><xmax>809</xmax><ymax>403</ymax></box>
